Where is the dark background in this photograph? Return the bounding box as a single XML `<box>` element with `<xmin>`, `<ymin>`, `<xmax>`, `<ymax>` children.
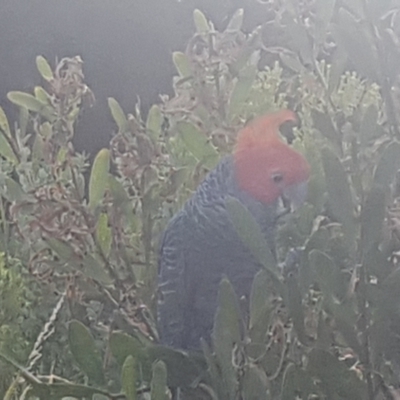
<box><xmin>0</xmin><ymin>0</ymin><xmax>266</xmax><ymax>157</ymax></box>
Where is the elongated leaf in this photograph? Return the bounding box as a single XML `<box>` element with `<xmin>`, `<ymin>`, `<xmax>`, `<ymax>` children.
<box><xmin>146</xmin><ymin>104</ymin><xmax>162</xmax><ymax>140</ymax></box>
<box><xmin>122</xmin><ymin>355</ymin><xmax>137</xmax><ymax>400</ymax></box>
<box><xmin>7</xmin><ymin>91</ymin><xmax>55</xmax><ymax>120</ymax></box>
<box><xmin>284</xmin><ymin>271</ymin><xmax>308</xmax><ymax>345</ymax></box>
<box><xmin>96</xmin><ymin>213</ymin><xmax>112</xmax><ymax>258</ymax></box>
<box><xmin>309</xmin><ymin>250</ymin><xmax>344</xmax><ymax>300</ymax></box>
<box><xmin>315</xmin><ymin>0</ymin><xmax>336</xmax><ymax>44</ymax></box>
<box><xmin>280</xmin><ymin>52</ymin><xmax>304</xmax><ymax>73</ymax></box>
<box><xmin>226</xmin><ymin>8</ymin><xmax>244</xmax><ymax>32</ymax></box>
<box><xmin>89</xmin><ymin>148</ymin><xmax>110</xmax><ymax>210</ymax></box>
<box><xmin>47</xmin><ymin>238</ymin><xmax>75</xmax><ymax>261</ymax></box>
<box><xmin>173</xmin><ymin>52</ymin><xmax>192</xmax><ymax>78</ymax></box>
<box><xmin>360</xmin><ymin>104</ymin><xmax>379</xmax><ymax>146</ymax></box>
<box><xmin>18</xmin><ymin>107</ymin><xmax>29</xmax><ymax>137</ymax></box>
<box><xmin>361</xmin><ymin>185</ymin><xmax>385</xmax><ymax>253</ymax></box>
<box><xmin>308</xmin><ymin>348</ymin><xmax>366</xmax><ymax>399</ymax></box>
<box><xmin>81</xmin><ymin>254</ymin><xmax>112</xmax><ymax>284</ymax></box>
<box><xmin>228</xmin><ymin>65</ymin><xmax>257</xmax><ymax>121</ymax></box>
<box><xmin>0</xmin><ymin>132</ymin><xmax>18</xmax><ymax>165</ymax></box>
<box><xmin>249</xmin><ymin>270</ymin><xmax>273</xmax><ymax>343</ymax></box>
<box><xmin>150</xmin><ymin>360</ymin><xmax>168</xmax><ymax>400</ymax></box>
<box><xmin>3</xmin><ymin>177</ymin><xmax>26</xmax><ymax>202</ymax></box>
<box><xmin>226</xmin><ymin>197</ymin><xmax>278</xmax><ymax>279</ymax></box>
<box><xmin>108</xmin><ymin>97</ymin><xmax>128</xmax><ymax>131</ymax></box>
<box><xmin>311</xmin><ymin>110</ymin><xmax>340</xmax><ymax>149</ymax></box>
<box><xmin>177</xmin><ymin>121</ymin><xmax>218</xmax><ymax>168</ymax></box>
<box><xmin>110</xmin><ymin>332</ymin><xmax>152</xmax><ymax>382</ymax></box>
<box><xmin>68</xmin><ymin>320</ymin><xmax>105</xmax><ymax>385</ymax></box>
<box><xmin>373</xmin><ymin>141</ymin><xmax>400</xmax><ymax>189</ymax></box>
<box><xmin>281</xmin><ymin>364</ymin><xmax>315</xmax><ymax>400</ymax></box>
<box><xmin>0</xmin><ymin>106</ymin><xmax>11</xmax><ymax>137</ymax></box>
<box><xmin>193</xmin><ymin>9</ymin><xmax>209</xmax><ymax>33</ymax></box>
<box><xmin>321</xmin><ymin>147</ymin><xmax>356</xmax><ymax>241</ymax></box>
<box><xmin>213</xmin><ymin>278</ymin><xmax>241</xmax><ymax>399</ymax></box>
<box><xmin>241</xmin><ymin>364</ymin><xmax>269</xmax><ymax>400</ymax></box>
<box><xmin>34</xmin><ymin>87</ymin><xmax>51</xmax><ymax>105</ymax></box>
<box><xmin>36</xmin><ymin>55</ymin><xmax>54</xmax><ymax>81</ymax></box>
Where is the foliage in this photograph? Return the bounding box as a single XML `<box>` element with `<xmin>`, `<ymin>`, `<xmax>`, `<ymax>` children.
<box><xmin>1</xmin><ymin>1</ymin><xmax>400</xmax><ymax>399</ymax></box>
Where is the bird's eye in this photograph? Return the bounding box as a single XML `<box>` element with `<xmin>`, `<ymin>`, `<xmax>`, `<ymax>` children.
<box><xmin>272</xmin><ymin>172</ymin><xmax>284</xmax><ymax>184</ymax></box>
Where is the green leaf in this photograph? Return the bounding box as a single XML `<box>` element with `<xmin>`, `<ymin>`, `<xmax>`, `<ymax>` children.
<box><xmin>373</xmin><ymin>141</ymin><xmax>400</xmax><ymax>190</ymax></box>
<box><xmin>226</xmin><ymin>8</ymin><xmax>244</xmax><ymax>32</ymax></box>
<box><xmin>177</xmin><ymin>121</ymin><xmax>218</xmax><ymax>168</ymax></box>
<box><xmin>328</xmin><ymin>47</ymin><xmax>347</xmax><ymax>95</ymax></box>
<box><xmin>32</xmin><ymin>132</ymin><xmax>45</xmax><ymax>161</ymax></box>
<box><xmin>226</xmin><ymin>197</ymin><xmax>278</xmax><ymax>281</ymax></box>
<box><xmin>311</xmin><ymin>109</ymin><xmax>340</xmax><ymax>149</ymax></box>
<box><xmin>308</xmin><ymin>348</ymin><xmax>366</xmax><ymax>399</ymax></box>
<box><xmin>150</xmin><ymin>360</ymin><xmax>168</xmax><ymax>400</ymax></box>
<box><xmin>361</xmin><ymin>185</ymin><xmax>385</xmax><ymax>253</ymax></box>
<box><xmin>68</xmin><ymin>320</ymin><xmax>105</xmax><ymax>385</ymax></box>
<box><xmin>110</xmin><ymin>332</ymin><xmax>152</xmax><ymax>382</ymax></box>
<box><xmin>3</xmin><ymin>177</ymin><xmax>26</xmax><ymax>202</ymax></box>
<box><xmin>212</xmin><ymin>278</ymin><xmax>242</xmax><ymax>399</ymax></box>
<box><xmin>36</xmin><ymin>55</ymin><xmax>54</xmax><ymax>81</ymax></box>
<box><xmin>81</xmin><ymin>254</ymin><xmax>112</xmax><ymax>284</ymax></box>
<box><xmin>47</xmin><ymin>238</ymin><xmax>75</xmax><ymax>261</ymax></box>
<box><xmin>249</xmin><ymin>270</ymin><xmax>273</xmax><ymax>343</ymax></box>
<box><xmin>360</xmin><ymin>104</ymin><xmax>380</xmax><ymax>146</ymax></box>
<box><xmin>321</xmin><ymin>146</ymin><xmax>356</xmax><ymax>241</ymax></box>
<box><xmin>241</xmin><ymin>364</ymin><xmax>269</xmax><ymax>400</ymax></box>
<box><xmin>228</xmin><ymin>65</ymin><xmax>257</xmax><ymax>121</ymax></box>
<box><xmin>193</xmin><ymin>9</ymin><xmax>209</xmax><ymax>33</ymax></box>
<box><xmin>7</xmin><ymin>91</ymin><xmax>56</xmax><ymax>121</ymax></box>
<box><xmin>0</xmin><ymin>132</ymin><xmax>18</xmax><ymax>165</ymax></box>
<box><xmin>172</xmin><ymin>52</ymin><xmax>192</xmax><ymax>78</ymax></box>
<box><xmin>315</xmin><ymin>0</ymin><xmax>336</xmax><ymax>44</ymax></box>
<box><xmin>146</xmin><ymin>104</ymin><xmax>162</xmax><ymax>140</ymax></box>
<box><xmin>0</xmin><ymin>106</ymin><xmax>11</xmax><ymax>137</ymax></box>
<box><xmin>89</xmin><ymin>148</ymin><xmax>110</xmax><ymax>210</ymax></box>
<box><xmin>34</xmin><ymin>86</ymin><xmax>51</xmax><ymax>104</ymax></box>
<box><xmin>108</xmin><ymin>97</ymin><xmax>128</xmax><ymax>131</ymax></box>
<box><xmin>279</xmin><ymin>52</ymin><xmax>304</xmax><ymax>73</ymax></box>
<box><xmin>309</xmin><ymin>250</ymin><xmax>344</xmax><ymax>301</ymax></box>
<box><xmin>122</xmin><ymin>355</ymin><xmax>137</xmax><ymax>400</ymax></box>
<box><xmin>96</xmin><ymin>213</ymin><xmax>112</xmax><ymax>258</ymax></box>
<box><xmin>281</xmin><ymin>364</ymin><xmax>315</xmax><ymax>400</ymax></box>
<box><xmin>148</xmin><ymin>345</ymin><xmax>205</xmax><ymax>388</ymax></box>
<box><xmin>284</xmin><ymin>270</ymin><xmax>308</xmax><ymax>345</ymax></box>
<box><xmin>18</xmin><ymin>107</ymin><xmax>29</xmax><ymax>137</ymax></box>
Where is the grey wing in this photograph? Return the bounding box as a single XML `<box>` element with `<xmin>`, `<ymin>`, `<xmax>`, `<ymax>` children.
<box><xmin>157</xmin><ymin>212</ymin><xmax>190</xmax><ymax>348</ymax></box>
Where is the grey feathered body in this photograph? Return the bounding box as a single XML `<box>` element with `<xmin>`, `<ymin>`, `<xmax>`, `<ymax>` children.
<box><xmin>157</xmin><ymin>156</ymin><xmax>278</xmax><ymax>350</ymax></box>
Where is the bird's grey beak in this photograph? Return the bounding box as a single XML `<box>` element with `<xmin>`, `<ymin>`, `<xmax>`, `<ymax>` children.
<box><xmin>281</xmin><ymin>181</ymin><xmax>308</xmax><ymax>212</ymax></box>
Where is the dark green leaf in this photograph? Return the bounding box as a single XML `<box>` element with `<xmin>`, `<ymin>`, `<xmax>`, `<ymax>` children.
<box><xmin>241</xmin><ymin>364</ymin><xmax>269</xmax><ymax>400</ymax></box>
<box><xmin>249</xmin><ymin>270</ymin><xmax>273</xmax><ymax>343</ymax></box>
<box><xmin>150</xmin><ymin>360</ymin><xmax>168</xmax><ymax>400</ymax></box>
<box><xmin>228</xmin><ymin>65</ymin><xmax>257</xmax><ymax>121</ymax></box>
<box><xmin>212</xmin><ymin>278</ymin><xmax>241</xmax><ymax>399</ymax></box>
<box><xmin>68</xmin><ymin>320</ymin><xmax>105</xmax><ymax>385</ymax></box>
<box><xmin>311</xmin><ymin>110</ymin><xmax>340</xmax><ymax>149</ymax></box>
<box><xmin>361</xmin><ymin>185</ymin><xmax>385</xmax><ymax>253</ymax></box>
<box><xmin>81</xmin><ymin>254</ymin><xmax>112</xmax><ymax>285</ymax></box>
<box><xmin>281</xmin><ymin>364</ymin><xmax>315</xmax><ymax>400</ymax></box>
<box><xmin>47</xmin><ymin>238</ymin><xmax>75</xmax><ymax>261</ymax></box>
<box><xmin>96</xmin><ymin>213</ymin><xmax>112</xmax><ymax>258</ymax></box>
<box><xmin>321</xmin><ymin>147</ymin><xmax>356</xmax><ymax>241</ymax></box>
<box><xmin>177</xmin><ymin>121</ymin><xmax>218</xmax><ymax>168</ymax></box>
<box><xmin>328</xmin><ymin>47</ymin><xmax>347</xmax><ymax>95</ymax></box>
<box><xmin>279</xmin><ymin>52</ymin><xmax>304</xmax><ymax>73</ymax></box>
<box><xmin>360</xmin><ymin>104</ymin><xmax>380</xmax><ymax>146</ymax></box>
<box><xmin>373</xmin><ymin>141</ymin><xmax>400</xmax><ymax>190</ymax></box>
<box><xmin>122</xmin><ymin>355</ymin><xmax>137</xmax><ymax>400</ymax></box>
<box><xmin>89</xmin><ymin>148</ymin><xmax>110</xmax><ymax>210</ymax></box>
<box><xmin>308</xmin><ymin>348</ymin><xmax>366</xmax><ymax>399</ymax></box>
<box><xmin>226</xmin><ymin>197</ymin><xmax>278</xmax><ymax>280</ymax></box>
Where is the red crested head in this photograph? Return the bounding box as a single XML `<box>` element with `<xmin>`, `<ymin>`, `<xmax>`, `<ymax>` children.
<box><xmin>233</xmin><ymin>109</ymin><xmax>311</xmax><ymax>206</ymax></box>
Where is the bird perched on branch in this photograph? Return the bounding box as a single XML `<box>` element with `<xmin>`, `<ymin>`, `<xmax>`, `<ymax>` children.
<box><xmin>157</xmin><ymin>109</ymin><xmax>310</xmax><ymax>350</ymax></box>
